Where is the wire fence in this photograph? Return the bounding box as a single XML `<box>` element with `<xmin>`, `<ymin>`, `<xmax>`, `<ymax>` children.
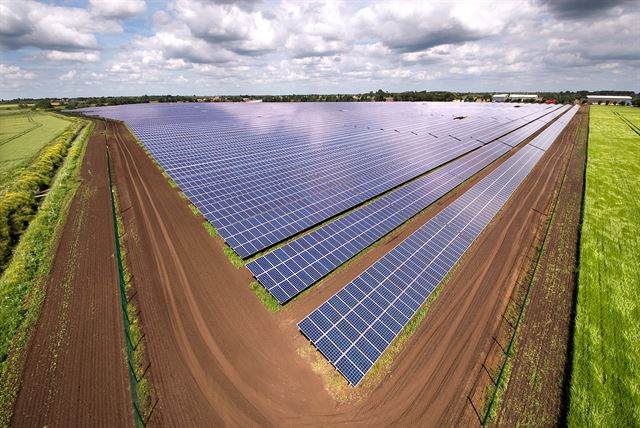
<box><xmin>105</xmin><ymin>124</ymin><xmax>155</xmax><ymax>427</ymax></box>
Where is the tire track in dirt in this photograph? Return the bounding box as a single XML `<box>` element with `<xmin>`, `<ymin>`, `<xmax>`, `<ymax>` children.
<box><xmin>12</xmin><ymin>121</ymin><xmax>132</xmax><ymax>427</ymax></box>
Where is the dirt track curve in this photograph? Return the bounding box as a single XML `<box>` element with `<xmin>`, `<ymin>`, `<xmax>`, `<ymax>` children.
<box><xmin>104</xmin><ymin>106</ymin><xmax>585</xmax><ymax>427</ymax></box>
<box><xmin>13</xmin><ymin>121</ymin><xmax>132</xmax><ymax>426</ymax></box>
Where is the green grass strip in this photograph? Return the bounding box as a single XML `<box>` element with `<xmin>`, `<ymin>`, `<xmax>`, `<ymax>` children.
<box><xmin>0</xmin><ymin>116</ymin><xmax>86</xmax><ymax>269</ymax></box>
<box><xmin>249</xmin><ymin>282</ymin><xmax>281</xmax><ymax>313</ymax></box>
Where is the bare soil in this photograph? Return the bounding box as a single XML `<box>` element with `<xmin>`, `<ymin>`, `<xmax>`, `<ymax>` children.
<box><xmin>496</xmin><ymin>106</ymin><xmax>588</xmax><ymax>427</ymax></box>
<box><xmin>103</xmin><ymin>105</ymin><xmax>583</xmax><ymax>427</ymax></box>
<box><xmin>12</xmin><ymin>121</ymin><xmax>132</xmax><ymax>426</ymax></box>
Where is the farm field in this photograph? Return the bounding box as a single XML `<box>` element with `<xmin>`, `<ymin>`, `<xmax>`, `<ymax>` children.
<box><xmin>0</xmin><ymin>110</ymin><xmax>72</xmax><ymax>183</ymax></box>
<box><xmin>8</xmin><ymin>101</ymin><xmax>580</xmax><ymax>426</ymax></box>
<box><xmin>569</xmin><ymin>106</ymin><xmax>640</xmax><ymax>426</ymax></box>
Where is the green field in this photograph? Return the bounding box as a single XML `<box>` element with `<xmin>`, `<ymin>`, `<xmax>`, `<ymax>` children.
<box><xmin>569</xmin><ymin>106</ymin><xmax>640</xmax><ymax>426</ymax></box>
<box><xmin>0</xmin><ymin>110</ymin><xmax>72</xmax><ymax>184</ymax></box>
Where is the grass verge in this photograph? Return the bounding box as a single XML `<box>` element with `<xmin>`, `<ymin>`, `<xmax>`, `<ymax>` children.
<box><xmin>249</xmin><ymin>282</ymin><xmax>281</xmax><ymax>313</ymax></box>
<box><xmin>0</xmin><ymin>121</ymin><xmax>92</xmax><ymax>425</ymax></box>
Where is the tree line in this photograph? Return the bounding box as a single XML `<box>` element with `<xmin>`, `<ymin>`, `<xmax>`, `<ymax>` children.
<box><xmin>3</xmin><ymin>89</ymin><xmax>638</xmax><ymax>109</ymax></box>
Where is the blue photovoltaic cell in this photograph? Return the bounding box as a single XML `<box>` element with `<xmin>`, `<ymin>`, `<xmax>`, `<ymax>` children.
<box><xmin>77</xmin><ymin>102</ymin><xmax>563</xmax><ymax>257</ymax></box>
<box><xmin>298</xmin><ymin>106</ymin><xmax>577</xmax><ymax>385</ymax></box>
<box><xmin>247</xmin><ymin>105</ymin><xmax>570</xmax><ymax>303</ymax></box>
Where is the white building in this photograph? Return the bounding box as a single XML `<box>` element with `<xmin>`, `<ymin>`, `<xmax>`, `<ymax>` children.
<box><xmin>586</xmin><ymin>95</ymin><xmax>632</xmax><ymax>106</ymax></box>
<box><xmin>509</xmin><ymin>94</ymin><xmax>540</xmax><ymax>102</ymax></box>
<box><xmin>492</xmin><ymin>93</ymin><xmax>540</xmax><ymax>102</ymax></box>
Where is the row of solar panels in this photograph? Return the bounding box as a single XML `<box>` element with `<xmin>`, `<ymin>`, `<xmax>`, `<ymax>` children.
<box><xmin>83</xmin><ymin>102</ymin><xmax>558</xmax><ymax>258</ymax></box>
<box><xmin>83</xmin><ymin>101</ymin><xmax>549</xmax><ymax>131</ymax></box>
<box><xmin>247</xmin><ymin>105</ymin><xmax>571</xmax><ymax>303</ymax></box>
<box><xmin>209</xmin><ymin>107</ymin><xmax>561</xmax><ymax>257</ymax></box>
<box><xmin>298</xmin><ymin>105</ymin><xmax>579</xmax><ymax>385</ymax></box>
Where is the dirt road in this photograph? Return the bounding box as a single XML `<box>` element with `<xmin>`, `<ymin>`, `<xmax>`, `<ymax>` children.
<box><xmin>12</xmin><ymin>121</ymin><xmax>132</xmax><ymax>426</ymax></box>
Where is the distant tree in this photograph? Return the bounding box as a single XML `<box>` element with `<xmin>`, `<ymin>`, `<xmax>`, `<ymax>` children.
<box><xmin>35</xmin><ymin>99</ymin><xmax>53</xmax><ymax>109</ymax></box>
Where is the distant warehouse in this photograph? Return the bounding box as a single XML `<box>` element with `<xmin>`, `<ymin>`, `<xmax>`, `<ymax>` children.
<box><xmin>492</xmin><ymin>93</ymin><xmax>540</xmax><ymax>102</ymax></box>
<box><xmin>586</xmin><ymin>95</ymin><xmax>632</xmax><ymax>106</ymax></box>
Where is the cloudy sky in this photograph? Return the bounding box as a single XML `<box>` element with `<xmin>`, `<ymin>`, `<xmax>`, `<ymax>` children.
<box><xmin>1</xmin><ymin>0</ymin><xmax>638</xmax><ymax>98</ymax></box>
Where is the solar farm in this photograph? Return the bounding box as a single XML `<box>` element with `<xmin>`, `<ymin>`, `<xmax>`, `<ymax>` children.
<box><xmin>3</xmin><ymin>0</ymin><xmax>640</xmax><ymax>423</ymax></box>
<box><xmin>78</xmin><ymin>101</ymin><xmax>580</xmax><ymax>389</ymax></box>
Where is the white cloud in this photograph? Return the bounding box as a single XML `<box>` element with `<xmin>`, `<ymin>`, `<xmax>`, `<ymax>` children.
<box><xmin>0</xmin><ymin>0</ymin><xmax>122</xmax><ymax>51</ymax></box>
<box><xmin>1</xmin><ymin>0</ymin><xmax>639</xmax><ymax>98</ymax></box>
<box><xmin>352</xmin><ymin>1</ymin><xmax>531</xmax><ymax>53</ymax></box>
<box><xmin>47</xmin><ymin>50</ymin><xmax>101</xmax><ymax>62</ymax></box>
<box><xmin>59</xmin><ymin>70</ymin><xmax>77</xmax><ymax>81</ymax></box>
<box><xmin>90</xmin><ymin>0</ymin><xmax>146</xmax><ymax>20</ymax></box>
<box><xmin>0</xmin><ymin>64</ymin><xmax>35</xmax><ymax>80</ymax></box>
<box><xmin>172</xmin><ymin>0</ymin><xmax>278</xmax><ymax>55</ymax></box>
<box><xmin>0</xmin><ymin>63</ymin><xmax>36</xmax><ymax>93</ymax></box>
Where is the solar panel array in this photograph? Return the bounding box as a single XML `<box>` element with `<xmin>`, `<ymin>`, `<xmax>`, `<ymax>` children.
<box><xmin>247</xmin><ymin>105</ymin><xmax>570</xmax><ymax>303</ymax></box>
<box><xmin>78</xmin><ymin>102</ymin><xmax>558</xmax><ymax>258</ymax></box>
<box><xmin>298</xmin><ymin>106</ymin><xmax>577</xmax><ymax>385</ymax></box>
<box><xmin>528</xmin><ymin>105</ymin><xmax>579</xmax><ymax>150</ymax></box>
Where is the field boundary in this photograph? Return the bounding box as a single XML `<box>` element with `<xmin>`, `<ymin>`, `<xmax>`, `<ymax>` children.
<box><xmin>0</xmin><ymin>115</ymin><xmax>87</xmax><ymax>269</ymax></box>
<box><xmin>558</xmin><ymin>108</ymin><xmax>589</xmax><ymax>426</ymax></box>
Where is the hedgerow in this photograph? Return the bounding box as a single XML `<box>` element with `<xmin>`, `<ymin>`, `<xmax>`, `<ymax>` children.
<box><xmin>0</xmin><ymin>119</ymin><xmax>85</xmax><ymax>270</ymax></box>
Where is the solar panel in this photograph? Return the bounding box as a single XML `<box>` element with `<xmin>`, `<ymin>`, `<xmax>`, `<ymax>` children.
<box><xmin>247</xmin><ymin>142</ymin><xmax>510</xmax><ymax>303</ymax></box>
<box><xmin>498</xmin><ymin>104</ymin><xmax>571</xmax><ymax>147</ymax></box>
<box><xmin>247</xmin><ymin>106</ymin><xmax>568</xmax><ymax>303</ymax></box>
<box><xmin>298</xmin><ymin>106</ymin><xmax>576</xmax><ymax>385</ymax></box>
<box><xmin>80</xmin><ymin>102</ymin><xmax>561</xmax><ymax>257</ymax></box>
